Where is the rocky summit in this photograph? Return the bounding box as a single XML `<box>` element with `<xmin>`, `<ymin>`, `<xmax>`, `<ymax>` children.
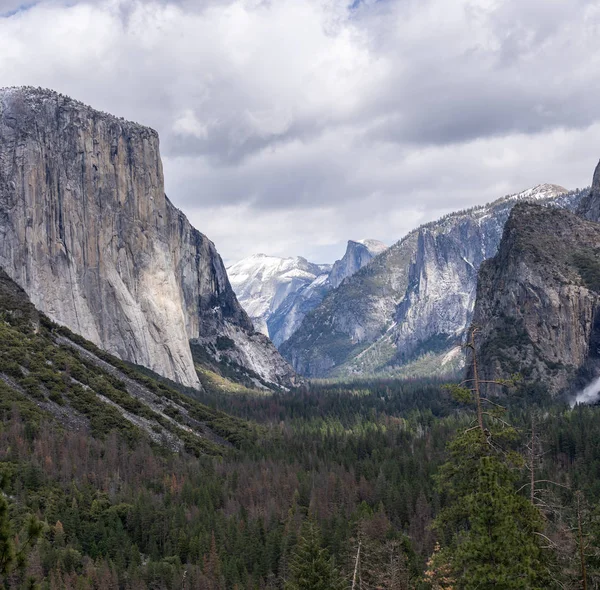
<box><xmin>471</xmin><ymin>202</ymin><xmax>600</xmax><ymax>397</ymax></box>
<box><xmin>0</xmin><ymin>87</ymin><xmax>297</xmax><ymax>390</ymax></box>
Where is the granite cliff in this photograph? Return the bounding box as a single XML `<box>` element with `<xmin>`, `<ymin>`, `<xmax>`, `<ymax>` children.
<box><xmin>0</xmin><ymin>87</ymin><xmax>296</xmax><ymax>390</ymax></box>
<box><xmin>471</xmin><ymin>203</ymin><xmax>600</xmax><ymax>397</ymax></box>
<box><xmin>281</xmin><ymin>185</ymin><xmax>583</xmax><ymax>378</ymax></box>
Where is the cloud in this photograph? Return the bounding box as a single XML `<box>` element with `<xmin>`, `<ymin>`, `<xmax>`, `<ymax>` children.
<box><xmin>1</xmin><ymin>0</ymin><xmax>600</xmax><ymax>263</ymax></box>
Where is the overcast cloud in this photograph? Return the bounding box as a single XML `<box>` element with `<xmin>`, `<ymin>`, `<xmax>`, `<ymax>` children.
<box><xmin>1</xmin><ymin>0</ymin><xmax>600</xmax><ymax>263</ymax></box>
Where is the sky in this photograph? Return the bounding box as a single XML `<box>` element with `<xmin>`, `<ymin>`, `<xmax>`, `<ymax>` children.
<box><xmin>1</xmin><ymin>0</ymin><xmax>600</xmax><ymax>264</ymax></box>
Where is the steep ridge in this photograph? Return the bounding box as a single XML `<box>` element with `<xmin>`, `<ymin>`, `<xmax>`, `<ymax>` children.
<box><xmin>471</xmin><ymin>203</ymin><xmax>600</xmax><ymax>397</ymax></box>
<box><xmin>0</xmin><ymin>87</ymin><xmax>296</xmax><ymax>390</ymax></box>
<box><xmin>282</xmin><ymin>185</ymin><xmax>583</xmax><ymax>378</ymax></box>
<box><xmin>228</xmin><ymin>239</ymin><xmax>386</xmax><ymax>347</ymax></box>
<box><xmin>328</xmin><ymin>239</ymin><xmax>388</xmax><ymax>289</ymax></box>
<box><xmin>577</xmin><ymin>159</ymin><xmax>600</xmax><ymax>222</ymax></box>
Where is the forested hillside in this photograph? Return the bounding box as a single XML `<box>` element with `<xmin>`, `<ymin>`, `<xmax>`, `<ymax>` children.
<box><xmin>2</xmin><ymin>270</ymin><xmax>600</xmax><ymax>589</ymax></box>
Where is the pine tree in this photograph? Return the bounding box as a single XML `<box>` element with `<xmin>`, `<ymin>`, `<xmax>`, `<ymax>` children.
<box><xmin>434</xmin><ymin>432</ymin><xmax>552</xmax><ymax>589</ymax></box>
<box><xmin>285</xmin><ymin>519</ymin><xmax>344</xmax><ymax>590</ymax></box>
<box><xmin>431</xmin><ymin>327</ymin><xmax>556</xmax><ymax>589</ymax></box>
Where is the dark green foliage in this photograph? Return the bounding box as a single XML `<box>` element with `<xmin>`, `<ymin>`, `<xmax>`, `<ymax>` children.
<box><xmin>285</xmin><ymin>520</ymin><xmax>344</xmax><ymax>590</ymax></box>
<box><xmin>573</xmin><ymin>249</ymin><xmax>600</xmax><ymax>292</ymax></box>
<box><xmin>435</xmin><ymin>430</ymin><xmax>552</xmax><ymax>589</ymax></box>
<box><xmin>0</xmin><ymin>494</ymin><xmax>14</xmax><ymax>581</ymax></box>
<box><xmin>3</xmin><ymin>270</ymin><xmax>600</xmax><ymax>588</ymax></box>
<box><xmin>215</xmin><ymin>336</ymin><xmax>235</xmax><ymax>351</ymax></box>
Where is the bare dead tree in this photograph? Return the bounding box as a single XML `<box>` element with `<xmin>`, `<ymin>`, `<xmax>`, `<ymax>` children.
<box><xmin>351</xmin><ymin>539</ymin><xmax>361</xmax><ymax>590</ymax></box>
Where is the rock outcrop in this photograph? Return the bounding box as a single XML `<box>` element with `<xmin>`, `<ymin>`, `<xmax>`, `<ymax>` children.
<box><xmin>281</xmin><ymin>185</ymin><xmax>583</xmax><ymax>378</ymax></box>
<box><xmin>328</xmin><ymin>239</ymin><xmax>387</xmax><ymax>289</ymax></box>
<box><xmin>578</xmin><ymin>159</ymin><xmax>600</xmax><ymax>222</ymax></box>
<box><xmin>471</xmin><ymin>203</ymin><xmax>600</xmax><ymax>397</ymax></box>
<box><xmin>0</xmin><ymin>87</ymin><xmax>296</xmax><ymax>390</ymax></box>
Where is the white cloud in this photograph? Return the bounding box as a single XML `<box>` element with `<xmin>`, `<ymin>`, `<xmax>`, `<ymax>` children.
<box><xmin>1</xmin><ymin>0</ymin><xmax>600</xmax><ymax>263</ymax></box>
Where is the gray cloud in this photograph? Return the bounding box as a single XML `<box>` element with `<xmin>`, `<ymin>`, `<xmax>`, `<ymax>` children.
<box><xmin>1</xmin><ymin>0</ymin><xmax>600</xmax><ymax>263</ymax></box>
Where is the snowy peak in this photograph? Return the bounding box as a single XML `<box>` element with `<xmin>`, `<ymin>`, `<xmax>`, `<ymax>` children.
<box><xmin>511</xmin><ymin>183</ymin><xmax>568</xmax><ymax>201</ymax></box>
<box><xmin>228</xmin><ymin>254</ymin><xmax>324</xmax><ymax>290</ymax></box>
<box><xmin>227</xmin><ymin>254</ymin><xmax>329</xmax><ymax>337</ymax></box>
<box><xmin>356</xmin><ymin>239</ymin><xmax>388</xmax><ymax>256</ymax></box>
<box><xmin>227</xmin><ymin>238</ymin><xmax>385</xmax><ymax>346</ymax></box>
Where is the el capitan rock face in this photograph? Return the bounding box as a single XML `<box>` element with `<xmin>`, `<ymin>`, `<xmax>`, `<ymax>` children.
<box><xmin>0</xmin><ymin>87</ymin><xmax>296</xmax><ymax>390</ymax></box>
<box><xmin>471</xmin><ymin>203</ymin><xmax>600</xmax><ymax>397</ymax></box>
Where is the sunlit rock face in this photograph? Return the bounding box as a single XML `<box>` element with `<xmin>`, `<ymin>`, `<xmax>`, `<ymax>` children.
<box><xmin>0</xmin><ymin>87</ymin><xmax>297</xmax><ymax>390</ymax></box>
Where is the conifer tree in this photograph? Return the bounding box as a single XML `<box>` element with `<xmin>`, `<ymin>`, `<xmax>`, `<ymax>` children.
<box><xmin>285</xmin><ymin>519</ymin><xmax>344</xmax><ymax>590</ymax></box>
<box><xmin>431</xmin><ymin>327</ymin><xmax>556</xmax><ymax>589</ymax></box>
<box><xmin>0</xmin><ymin>494</ymin><xmax>15</xmax><ymax>582</ymax></box>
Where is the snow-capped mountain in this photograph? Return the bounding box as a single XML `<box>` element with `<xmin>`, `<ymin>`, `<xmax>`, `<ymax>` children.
<box><xmin>281</xmin><ymin>184</ymin><xmax>586</xmax><ymax>379</ymax></box>
<box><xmin>228</xmin><ymin>239</ymin><xmax>387</xmax><ymax>347</ymax></box>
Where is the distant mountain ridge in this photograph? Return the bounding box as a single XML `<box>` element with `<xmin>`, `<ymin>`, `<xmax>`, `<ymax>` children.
<box><xmin>228</xmin><ymin>239</ymin><xmax>387</xmax><ymax>346</ymax></box>
<box><xmin>280</xmin><ymin>184</ymin><xmax>585</xmax><ymax>379</ymax></box>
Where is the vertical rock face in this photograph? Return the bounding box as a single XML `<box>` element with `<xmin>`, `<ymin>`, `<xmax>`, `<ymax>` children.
<box><xmin>578</xmin><ymin>159</ymin><xmax>600</xmax><ymax>222</ymax></box>
<box><xmin>471</xmin><ymin>203</ymin><xmax>600</xmax><ymax>396</ymax></box>
<box><xmin>328</xmin><ymin>239</ymin><xmax>387</xmax><ymax>289</ymax></box>
<box><xmin>0</xmin><ymin>87</ymin><xmax>296</xmax><ymax>389</ymax></box>
<box><xmin>282</xmin><ymin>185</ymin><xmax>583</xmax><ymax>378</ymax></box>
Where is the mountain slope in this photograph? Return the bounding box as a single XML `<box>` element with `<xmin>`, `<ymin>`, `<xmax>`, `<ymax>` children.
<box><xmin>471</xmin><ymin>203</ymin><xmax>600</xmax><ymax>398</ymax></box>
<box><xmin>0</xmin><ymin>268</ymin><xmax>253</xmax><ymax>455</ymax></box>
<box><xmin>0</xmin><ymin>87</ymin><xmax>296</xmax><ymax>390</ymax></box>
<box><xmin>228</xmin><ymin>239</ymin><xmax>386</xmax><ymax>347</ymax></box>
<box><xmin>281</xmin><ymin>185</ymin><xmax>583</xmax><ymax>378</ymax></box>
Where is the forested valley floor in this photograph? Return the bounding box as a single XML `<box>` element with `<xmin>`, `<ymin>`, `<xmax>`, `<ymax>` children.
<box><xmin>2</xmin><ymin>356</ymin><xmax>600</xmax><ymax>589</ymax></box>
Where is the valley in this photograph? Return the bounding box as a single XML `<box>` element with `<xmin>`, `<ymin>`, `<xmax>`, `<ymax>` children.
<box><xmin>2</xmin><ymin>86</ymin><xmax>600</xmax><ymax>589</ymax></box>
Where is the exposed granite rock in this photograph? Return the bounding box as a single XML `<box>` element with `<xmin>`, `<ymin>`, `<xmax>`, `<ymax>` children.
<box><xmin>280</xmin><ymin>233</ymin><xmax>417</xmax><ymax>377</ymax></box>
<box><xmin>328</xmin><ymin>239</ymin><xmax>387</xmax><ymax>289</ymax></box>
<box><xmin>282</xmin><ymin>185</ymin><xmax>583</xmax><ymax>379</ymax></box>
<box><xmin>0</xmin><ymin>87</ymin><xmax>297</xmax><ymax>390</ymax></box>
<box><xmin>471</xmin><ymin>203</ymin><xmax>600</xmax><ymax>396</ymax></box>
<box><xmin>577</xmin><ymin>159</ymin><xmax>600</xmax><ymax>222</ymax></box>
